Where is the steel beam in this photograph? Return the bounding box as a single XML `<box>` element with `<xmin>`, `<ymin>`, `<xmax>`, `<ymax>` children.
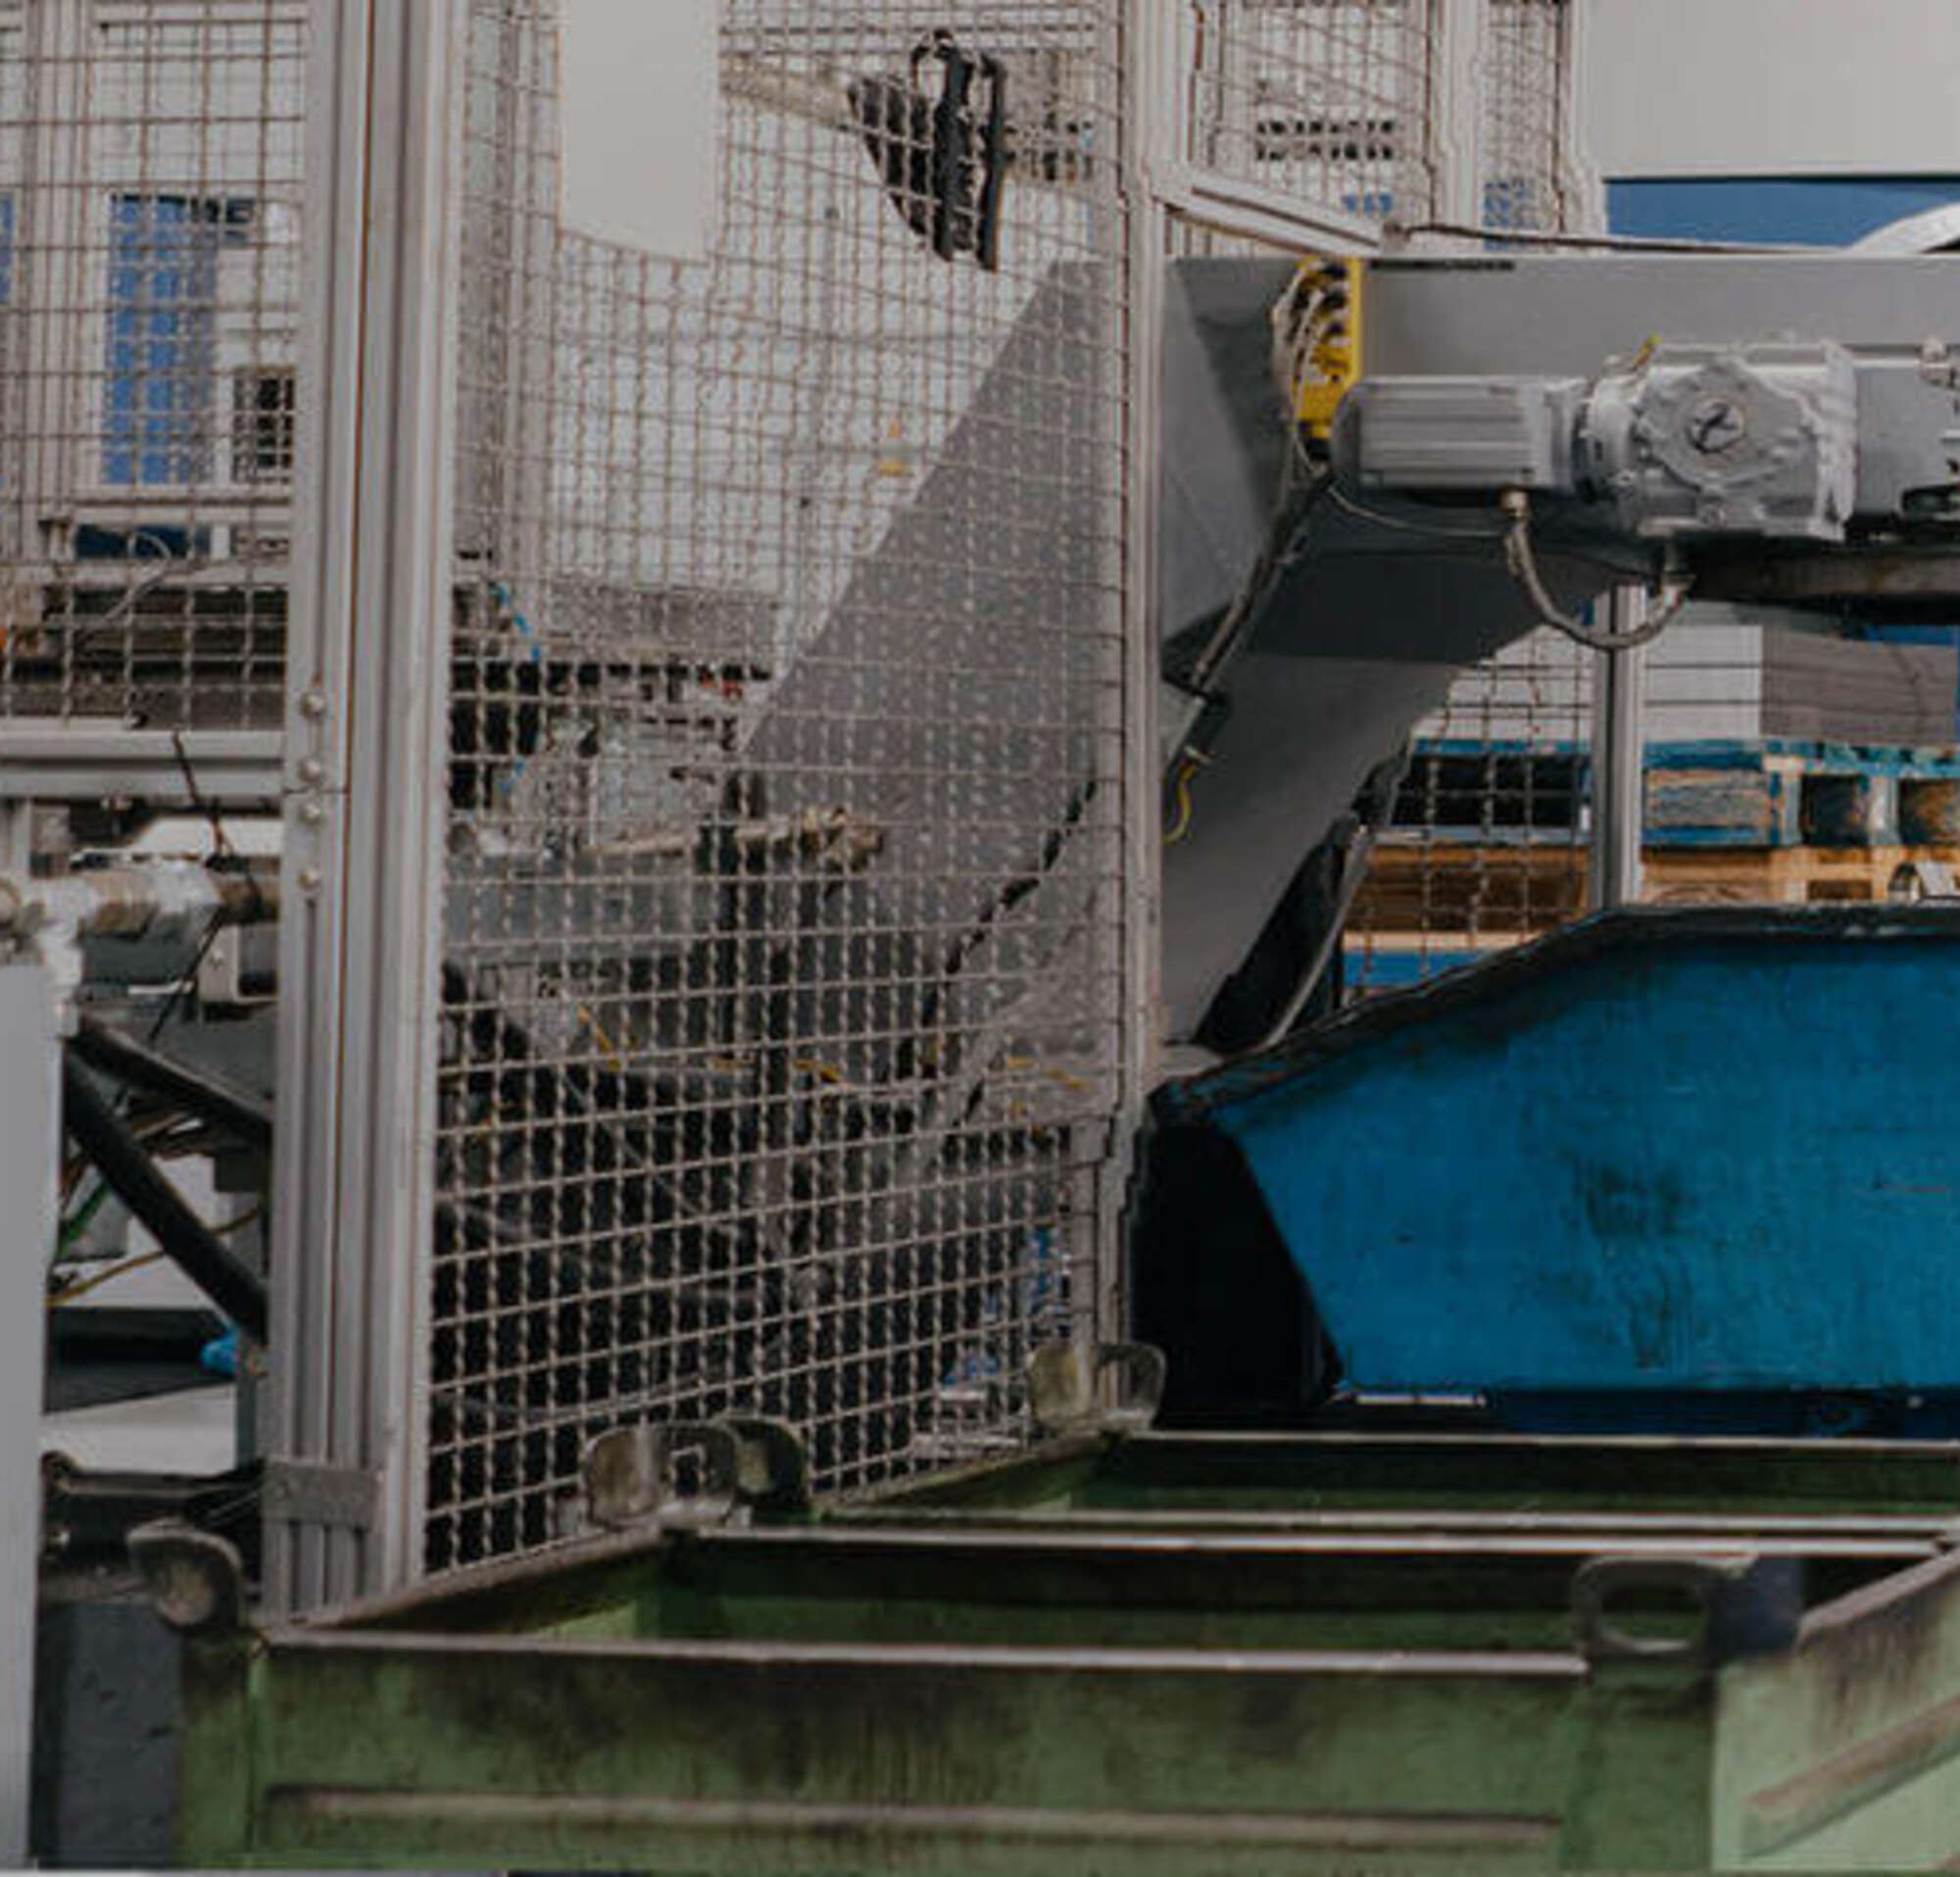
<box><xmin>269</xmin><ymin>0</ymin><xmax>466</xmax><ymax>1611</ymax></box>
<box><xmin>1589</xmin><ymin>593</ymin><xmax>1647</xmax><ymax>912</ymax></box>
<box><xmin>0</xmin><ymin>966</ymin><xmax>57</xmax><ymax>1861</ymax></box>
<box><xmin>0</xmin><ymin>724</ymin><xmax>281</xmax><ymax>805</ymax></box>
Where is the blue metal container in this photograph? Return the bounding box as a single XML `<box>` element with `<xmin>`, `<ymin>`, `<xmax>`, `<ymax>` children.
<box><xmin>1164</xmin><ymin>907</ymin><xmax>1960</xmax><ymax>1431</ymax></box>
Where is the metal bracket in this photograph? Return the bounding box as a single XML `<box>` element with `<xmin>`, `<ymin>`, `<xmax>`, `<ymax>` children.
<box><xmin>1027</xmin><ymin>1341</ymin><xmax>1166</xmax><ymax>1438</ymax></box>
<box><xmin>1571</xmin><ymin>1554</ymin><xmax>1802</xmax><ymax>1669</ymax></box>
<box><xmin>719</xmin><ymin>1416</ymin><xmax>814</xmax><ymax>1518</ymax></box>
<box><xmin>583</xmin><ymin>1422</ymin><xmax>745</xmax><ymax>1532</ymax></box>
<box><xmin>583</xmin><ymin>1418</ymin><xmax>814</xmax><ymax>1530</ymax></box>
<box><xmin>260</xmin><ymin>1459</ymin><xmax>379</xmax><ymax>1532</ymax></box>
<box><xmin>127</xmin><ymin>1521</ymin><xmax>246</xmax><ymax>1636</ymax></box>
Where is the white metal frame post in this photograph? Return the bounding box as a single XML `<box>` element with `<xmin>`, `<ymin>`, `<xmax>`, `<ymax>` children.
<box><xmin>1431</xmin><ymin>0</ymin><xmax>1492</xmax><ymax>235</ymax></box>
<box><xmin>268</xmin><ymin>0</ymin><xmax>466</xmax><ymax>1613</ymax></box>
<box><xmin>15</xmin><ymin>0</ymin><xmax>88</xmax><ymax>567</ymax></box>
<box><xmin>1559</xmin><ymin>0</ymin><xmax>1609</xmax><ymax>235</ymax></box>
<box><xmin>0</xmin><ymin>966</ymin><xmax>58</xmax><ymax>1861</ymax></box>
<box><xmin>1590</xmin><ymin>594</ymin><xmax>1648</xmax><ymax>911</ymax></box>
<box><xmin>1105</xmin><ymin>0</ymin><xmax>1172</xmax><ymax>1347</ymax></box>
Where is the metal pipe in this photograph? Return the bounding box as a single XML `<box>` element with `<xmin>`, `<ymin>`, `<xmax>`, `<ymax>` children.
<box><xmin>1590</xmin><ymin>588</ymin><xmax>1648</xmax><ymax>912</ymax></box>
<box><xmin>60</xmin><ymin>1056</ymin><xmax>270</xmax><ymax>1345</ymax></box>
<box><xmin>1252</xmin><ymin>822</ymin><xmax>1384</xmax><ymax>1053</ymax></box>
<box><xmin>0</xmin><ymin>863</ymin><xmax>274</xmax><ymax>945</ymax></box>
<box><xmin>69</xmin><ymin>1017</ymin><xmax>274</xmax><ymax>1152</ymax></box>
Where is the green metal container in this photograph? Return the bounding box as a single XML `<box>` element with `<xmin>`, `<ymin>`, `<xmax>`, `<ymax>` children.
<box><xmin>151</xmin><ymin>1425</ymin><xmax>1960</xmax><ymax>1872</ymax></box>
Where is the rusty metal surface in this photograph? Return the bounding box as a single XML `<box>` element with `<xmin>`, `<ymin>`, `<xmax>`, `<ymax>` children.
<box><xmin>859</xmin><ymin>1427</ymin><xmax>1960</xmax><ymax>1516</ymax></box>
<box><xmin>161</xmin><ymin>1425</ymin><xmax>1960</xmax><ymax>1871</ymax></box>
<box><xmin>1718</xmin><ymin>1548</ymin><xmax>1960</xmax><ymax>1869</ymax></box>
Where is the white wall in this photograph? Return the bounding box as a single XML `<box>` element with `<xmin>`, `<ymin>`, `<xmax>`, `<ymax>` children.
<box><xmin>560</xmin><ymin>0</ymin><xmax>718</xmax><ymax>259</ymax></box>
<box><xmin>1582</xmin><ymin>0</ymin><xmax>1960</xmax><ymax>178</ymax></box>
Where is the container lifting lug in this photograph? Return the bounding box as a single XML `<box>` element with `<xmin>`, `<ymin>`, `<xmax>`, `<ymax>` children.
<box><xmin>583</xmin><ymin>1416</ymin><xmax>812</xmax><ymax>1532</ymax></box>
<box><xmin>1027</xmin><ymin>1340</ymin><xmax>1167</xmax><ymax>1437</ymax></box>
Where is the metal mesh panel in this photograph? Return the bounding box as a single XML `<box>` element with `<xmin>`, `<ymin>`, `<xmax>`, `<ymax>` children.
<box><xmin>0</xmin><ymin>0</ymin><xmax>306</xmax><ymax>730</ymax></box>
<box><xmin>1636</xmin><ymin>616</ymin><xmax>1960</xmax><ymax>914</ymax></box>
<box><xmin>1188</xmin><ymin>0</ymin><xmax>1440</xmax><ymax>226</ymax></box>
<box><xmin>1348</xmin><ymin>627</ymin><xmax>1592</xmax><ymax>992</ymax></box>
<box><xmin>429</xmin><ymin>0</ymin><xmax>1130</xmax><ymax>1569</ymax></box>
<box><xmin>1339</xmin><ymin>0</ymin><xmax>1590</xmax><ymax>992</ymax></box>
<box><xmin>1480</xmin><ymin>0</ymin><xmax>1574</xmax><ymax>234</ymax></box>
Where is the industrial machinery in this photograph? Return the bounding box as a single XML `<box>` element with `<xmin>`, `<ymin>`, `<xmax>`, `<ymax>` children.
<box><xmin>31</xmin><ymin>240</ymin><xmax>1960</xmax><ymax>1875</ymax></box>
<box><xmin>1158</xmin><ymin>252</ymin><xmax>1960</xmax><ymax>1047</ymax></box>
<box><xmin>1139</xmin><ymin>250</ymin><xmax>1960</xmax><ymax>1436</ymax></box>
<box><xmin>26</xmin><ymin>5</ymin><xmax>1960</xmax><ymax>1870</ymax></box>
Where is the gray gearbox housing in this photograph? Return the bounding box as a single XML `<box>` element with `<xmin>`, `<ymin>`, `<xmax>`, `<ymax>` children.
<box><xmin>1336</xmin><ymin>341</ymin><xmax>1859</xmax><ymax>544</ymax></box>
<box><xmin>1579</xmin><ymin>341</ymin><xmax>1858</xmax><ymax>542</ymax></box>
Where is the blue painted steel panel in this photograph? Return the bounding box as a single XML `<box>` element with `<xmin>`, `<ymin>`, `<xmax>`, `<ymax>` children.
<box><xmin>1608</xmin><ymin>177</ymin><xmax>1960</xmax><ymax>248</ymax></box>
<box><xmin>1172</xmin><ymin>910</ymin><xmax>1960</xmax><ymax>1407</ymax></box>
<box><xmin>1345</xmin><ymin>947</ymin><xmax>1491</xmax><ymax>992</ymax></box>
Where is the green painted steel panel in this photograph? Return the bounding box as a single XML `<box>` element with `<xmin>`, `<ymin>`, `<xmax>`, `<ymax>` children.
<box><xmin>168</xmin><ymin>1433</ymin><xmax>1960</xmax><ymax>1872</ymax></box>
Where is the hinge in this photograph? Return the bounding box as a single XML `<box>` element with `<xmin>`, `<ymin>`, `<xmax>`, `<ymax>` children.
<box><xmin>261</xmin><ymin>1459</ymin><xmax>379</xmax><ymax>1532</ymax></box>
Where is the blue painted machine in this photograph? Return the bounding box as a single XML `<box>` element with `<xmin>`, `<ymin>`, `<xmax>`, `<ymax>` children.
<box><xmin>1144</xmin><ymin>251</ymin><xmax>1960</xmax><ymax>1432</ymax></box>
<box><xmin>1155</xmin><ymin>906</ymin><xmax>1960</xmax><ymax>1434</ymax></box>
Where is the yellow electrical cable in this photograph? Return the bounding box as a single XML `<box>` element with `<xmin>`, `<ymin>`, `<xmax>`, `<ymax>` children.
<box><xmin>1165</xmin><ymin>751</ymin><xmax>1210</xmax><ymax>845</ymax></box>
<box><xmin>49</xmin><ymin>1250</ymin><xmax>169</xmax><ymax>1308</ymax></box>
<box><xmin>575</xmin><ymin>1004</ymin><xmax>628</xmax><ymax>1074</ymax></box>
<box><xmin>1002</xmin><ymin>1054</ymin><xmax>1093</xmax><ymax>1095</ymax></box>
<box><xmin>48</xmin><ymin>1201</ymin><xmax>266</xmax><ymax>1309</ymax></box>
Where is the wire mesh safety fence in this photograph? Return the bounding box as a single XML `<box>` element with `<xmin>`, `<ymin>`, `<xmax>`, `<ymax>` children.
<box><xmin>1334</xmin><ymin>0</ymin><xmax>1590</xmax><ymax>994</ymax></box>
<box><xmin>0</xmin><ymin>0</ymin><xmax>306</xmax><ymax>732</ymax></box>
<box><xmin>0</xmin><ymin>0</ymin><xmax>1614</xmax><ymax>1585</ymax></box>
<box><xmin>1185</xmin><ymin>0</ymin><xmax>1441</xmax><ymax>228</ymax></box>
<box><xmin>428</xmin><ymin>0</ymin><xmax>1132</xmax><ymax>1570</ymax></box>
<box><xmin>1346</xmin><ymin>629</ymin><xmax>1593</xmax><ymax>993</ymax></box>
<box><xmin>1479</xmin><ymin>0</ymin><xmax>1574</xmax><ymax>235</ymax></box>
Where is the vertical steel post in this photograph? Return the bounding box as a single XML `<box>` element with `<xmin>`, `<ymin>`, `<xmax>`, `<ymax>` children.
<box><xmin>1590</xmin><ymin>591</ymin><xmax>1647</xmax><ymax>912</ymax></box>
<box><xmin>0</xmin><ymin>965</ymin><xmax>56</xmax><ymax>1861</ymax></box>
<box><xmin>268</xmin><ymin>0</ymin><xmax>465</xmax><ymax>1611</ymax></box>
<box><xmin>1556</xmin><ymin>0</ymin><xmax>1607</xmax><ymax>233</ymax></box>
<box><xmin>14</xmin><ymin>0</ymin><xmax>88</xmax><ymax>565</ymax></box>
<box><xmin>1106</xmin><ymin>0</ymin><xmax>1171</xmax><ymax>1348</ymax></box>
<box><xmin>1432</xmin><ymin>0</ymin><xmax>1491</xmax><ymax>234</ymax></box>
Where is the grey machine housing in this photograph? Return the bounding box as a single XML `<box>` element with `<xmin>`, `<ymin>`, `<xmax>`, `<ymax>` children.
<box><xmin>1336</xmin><ymin>340</ymin><xmax>1860</xmax><ymax>543</ymax></box>
<box><xmin>1158</xmin><ymin>254</ymin><xmax>1960</xmax><ymax>1050</ymax></box>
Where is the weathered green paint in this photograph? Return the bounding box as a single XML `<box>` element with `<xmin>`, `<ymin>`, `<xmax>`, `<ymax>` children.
<box><xmin>175</xmin><ymin>1633</ymin><xmax>255</xmax><ymax>1870</ymax></box>
<box><xmin>862</xmin><ymin>1432</ymin><xmax>1960</xmax><ymax>1521</ymax></box>
<box><xmin>194</xmin><ymin>1628</ymin><xmax>1704</xmax><ymax>1872</ymax></box>
<box><xmin>1717</xmin><ymin>1550</ymin><xmax>1960</xmax><ymax>1869</ymax></box>
<box><xmin>172</xmin><ymin>1434</ymin><xmax>1960</xmax><ymax>1872</ymax></box>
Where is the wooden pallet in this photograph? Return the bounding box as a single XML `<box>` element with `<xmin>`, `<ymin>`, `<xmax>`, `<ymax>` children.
<box><xmin>1349</xmin><ymin>842</ymin><xmax>1586</xmax><ymax>936</ymax></box>
<box><xmin>1646</xmin><ymin>843</ymin><xmax>1960</xmax><ymax>906</ymax></box>
<box><xmin>1348</xmin><ymin>840</ymin><xmax>1960</xmax><ymax>944</ymax></box>
<box><xmin>1395</xmin><ymin>739</ymin><xmax>1960</xmax><ymax>852</ymax></box>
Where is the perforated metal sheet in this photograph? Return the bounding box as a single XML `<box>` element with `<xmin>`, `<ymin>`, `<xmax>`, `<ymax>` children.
<box><xmin>428</xmin><ymin>0</ymin><xmax>1131</xmax><ymax>1569</ymax></box>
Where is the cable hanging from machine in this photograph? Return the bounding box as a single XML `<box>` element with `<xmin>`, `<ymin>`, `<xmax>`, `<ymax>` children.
<box><xmin>1499</xmin><ymin>490</ymin><xmax>1690</xmax><ymax>653</ymax></box>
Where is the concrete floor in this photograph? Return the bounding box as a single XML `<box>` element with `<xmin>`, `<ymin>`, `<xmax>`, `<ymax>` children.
<box><xmin>40</xmin><ymin>1384</ymin><xmax>237</xmax><ymax>1474</ymax></box>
